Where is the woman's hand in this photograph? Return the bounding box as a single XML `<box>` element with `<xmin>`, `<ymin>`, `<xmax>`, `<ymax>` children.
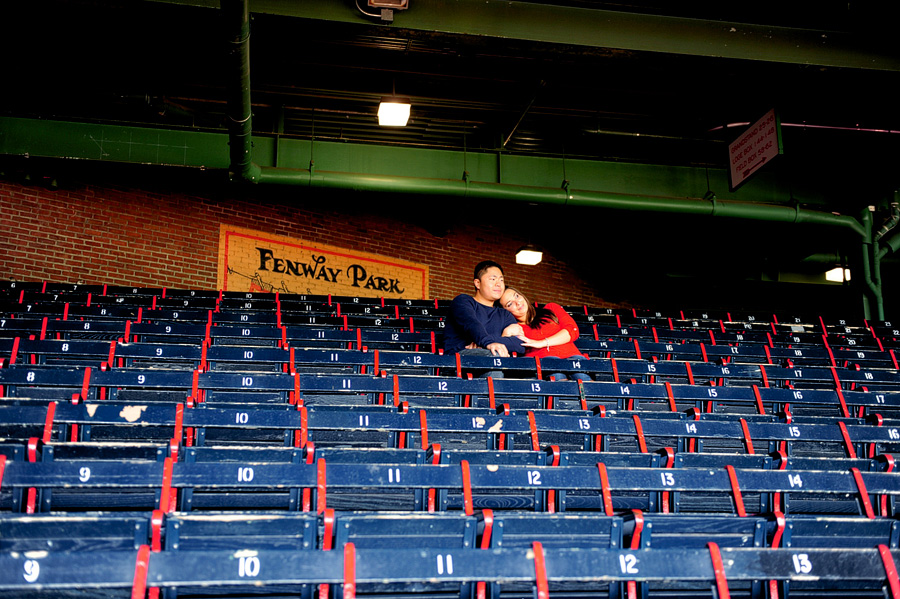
<box><xmin>502</xmin><ymin>324</ymin><xmax>524</xmax><ymax>337</ymax></box>
<box><xmin>517</xmin><ymin>336</ymin><xmax>551</xmax><ymax>349</ymax></box>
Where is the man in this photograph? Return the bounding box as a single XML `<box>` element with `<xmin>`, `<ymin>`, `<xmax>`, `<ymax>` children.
<box><xmin>443</xmin><ymin>260</ymin><xmax>525</xmax><ymax>357</ymax></box>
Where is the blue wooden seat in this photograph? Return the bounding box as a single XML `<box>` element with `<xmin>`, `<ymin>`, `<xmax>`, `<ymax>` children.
<box><xmin>0</xmin><ymin>512</ymin><xmax>150</xmax><ymax>552</ymax></box>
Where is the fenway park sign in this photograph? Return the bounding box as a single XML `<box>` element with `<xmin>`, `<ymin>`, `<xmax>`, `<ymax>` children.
<box><xmin>217</xmin><ymin>225</ymin><xmax>429</xmax><ymax>299</ymax></box>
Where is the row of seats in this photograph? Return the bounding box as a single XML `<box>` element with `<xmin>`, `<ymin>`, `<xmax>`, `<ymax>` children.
<box><xmin>4</xmin><ymin>365</ymin><xmax>900</xmax><ymax>420</ymax></box>
<box><xmin>2</xmin><ymin>279</ymin><xmax>893</xmax><ymax>328</ymax></box>
<box><xmin>2</xmin><ymin>299</ymin><xmax>895</xmax><ymax>350</ymax></box>
<box><xmin>2</xmin><ymin>317</ymin><xmax>898</xmax><ymax>377</ymax></box>
<box><xmin>3</xmin><ymin>281</ymin><xmax>898</xmax><ymax>349</ymax></box>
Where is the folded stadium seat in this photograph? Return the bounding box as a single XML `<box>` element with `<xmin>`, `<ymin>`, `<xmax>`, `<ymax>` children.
<box><xmin>0</xmin><ymin>512</ymin><xmax>151</xmax><ymax>552</ymax></box>
<box><xmin>329</xmin><ymin>511</ymin><xmax>478</xmax><ymax>599</ymax></box>
<box><xmin>480</xmin><ymin>511</ymin><xmax>626</xmax><ymax>599</ymax></box>
<box><xmin>624</xmin><ymin>511</ymin><xmax>768</xmax><ymax>599</ymax></box>
<box><xmin>160</xmin><ymin>512</ymin><xmax>317</xmax><ymax>599</ymax></box>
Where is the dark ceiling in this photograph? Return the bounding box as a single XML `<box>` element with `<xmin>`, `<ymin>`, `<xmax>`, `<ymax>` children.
<box><xmin>5</xmin><ymin>0</ymin><xmax>900</xmax><ymax>190</ymax></box>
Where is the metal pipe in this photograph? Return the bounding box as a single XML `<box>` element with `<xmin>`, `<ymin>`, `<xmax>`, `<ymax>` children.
<box><xmin>875</xmin><ymin>195</ymin><xmax>900</xmax><ymax>242</ymax></box>
<box><xmin>257</xmin><ymin>166</ymin><xmax>865</xmax><ymax>236</ymax></box>
<box><xmin>858</xmin><ymin>209</ymin><xmax>884</xmax><ymax>321</ymax></box>
<box><xmin>221</xmin><ymin>0</ymin><xmax>261</xmax><ymax>183</ymax></box>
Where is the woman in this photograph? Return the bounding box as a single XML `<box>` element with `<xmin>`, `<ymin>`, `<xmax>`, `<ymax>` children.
<box><xmin>499</xmin><ymin>287</ymin><xmax>589</xmax><ymax>372</ymax></box>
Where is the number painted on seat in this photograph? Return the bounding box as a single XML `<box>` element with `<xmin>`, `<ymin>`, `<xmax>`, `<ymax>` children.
<box><xmin>660</xmin><ymin>472</ymin><xmax>675</xmax><ymax>486</ymax></box>
<box><xmin>79</xmin><ymin>467</ymin><xmax>91</xmax><ymax>482</ymax></box>
<box><xmin>619</xmin><ymin>554</ymin><xmax>639</xmax><ymax>574</ymax></box>
<box><xmin>23</xmin><ymin>560</ymin><xmax>40</xmax><ymax>583</ymax></box>
<box><xmin>238</xmin><ymin>556</ymin><xmax>260</xmax><ymax>577</ymax></box>
<box><xmin>527</xmin><ymin>471</ymin><xmax>542</xmax><ymax>485</ymax></box>
<box><xmin>792</xmin><ymin>554</ymin><xmax>812</xmax><ymax>574</ymax></box>
<box><xmin>436</xmin><ymin>554</ymin><xmax>454</xmax><ymax>575</ymax></box>
<box><xmin>238</xmin><ymin>467</ymin><xmax>254</xmax><ymax>482</ymax></box>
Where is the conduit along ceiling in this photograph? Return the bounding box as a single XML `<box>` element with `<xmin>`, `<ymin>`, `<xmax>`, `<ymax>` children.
<box><xmin>3</xmin><ymin>0</ymin><xmax>900</xmax><ymax>311</ymax></box>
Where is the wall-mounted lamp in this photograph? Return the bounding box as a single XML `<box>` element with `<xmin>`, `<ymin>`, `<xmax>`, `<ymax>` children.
<box><xmin>825</xmin><ymin>267</ymin><xmax>851</xmax><ymax>282</ymax></box>
<box><xmin>516</xmin><ymin>245</ymin><xmax>543</xmax><ymax>266</ymax></box>
<box><xmin>378</xmin><ymin>97</ymin><xmax>411</xmax><ymax>126</ymax></box>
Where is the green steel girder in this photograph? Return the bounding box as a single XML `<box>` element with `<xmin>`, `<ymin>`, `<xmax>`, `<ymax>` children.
<box><xmin>150</xmin><ymin>0</ymin><xmax>900</xmax><ymax>72</ymax></box>
<box><xmin>0</xmin><ymin>117</ymin><xmax>229</xmax><ymax>167</ymax></box>
<box><xmin>0</xmin><ymin>115</ymin><xmax>865</xmax><ymax>240</ymax></box>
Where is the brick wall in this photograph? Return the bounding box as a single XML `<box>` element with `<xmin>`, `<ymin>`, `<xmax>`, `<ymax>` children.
<box><xmin>0</xmin><ymin>178</ymin><xmax>615</xmax><ymax>308</ymax></box>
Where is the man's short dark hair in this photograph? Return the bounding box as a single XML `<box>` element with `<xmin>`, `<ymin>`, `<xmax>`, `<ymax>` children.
<box><xmin>474</xmin><ymin>260</ymin><xmax>504</xmax><ymax>280</ymax></box>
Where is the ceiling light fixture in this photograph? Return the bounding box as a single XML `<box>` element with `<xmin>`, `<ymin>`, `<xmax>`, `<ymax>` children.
<box><xmin>825</xmin><ymin>267</ymin><xmax>851</xmax><ymax>282</ymax></box>
<box><xmin>516</xmin><ymin>245</ymin><xmax>543</xmax><ymax>266</ymax></box>
<box><xmin>378</xmin><ymin>97</ymin><xmax>411</xmax><ymax>127</ymax></box>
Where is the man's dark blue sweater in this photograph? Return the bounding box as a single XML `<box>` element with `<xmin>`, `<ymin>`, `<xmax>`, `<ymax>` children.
<box><xmin>442</xmin><ymin>294</ymin><xmax>525</xmax><ymax>355</ymax></box>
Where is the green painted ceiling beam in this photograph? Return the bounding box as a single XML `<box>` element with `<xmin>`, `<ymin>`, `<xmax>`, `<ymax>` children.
<box><xmin>0</xmin><ymin>115</ymin><xmax>865</xmax><ymax>239</ymax></box>
<box><xmin>0</xmin><ymin>117</ymin><xmax>229</xmax><ymax>168</ymax></box>
<box><xmin>152</xmin><ymin>0</ymin><xmax>900</xmax><ymax>71</ymax></box>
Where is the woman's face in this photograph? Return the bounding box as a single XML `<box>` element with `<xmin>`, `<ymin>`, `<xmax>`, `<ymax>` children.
<box><xmin>500</xmin><ymin>288</ymin><xmax>529</xmax><ymax>323</ymax></box>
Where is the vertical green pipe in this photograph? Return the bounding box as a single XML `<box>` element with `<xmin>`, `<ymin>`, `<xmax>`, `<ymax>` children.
<box><xmin>873</xmin><ymin>240</ymin><xmax>884</xmax><ymax>321</ymax></box>
<box><xmin>859</xmin><ymin>209</ymin><xmax>883</xmax><ymax>321</ymax></box>
<box><xmin>221</xmin><ymin>0</ymin><xmax>260</xmax><ymax>183</ymax></box>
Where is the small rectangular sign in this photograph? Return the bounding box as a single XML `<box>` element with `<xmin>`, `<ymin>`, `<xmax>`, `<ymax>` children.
<box><xmin>728</xmin><ymin>109</ymin><xmax>782</xmax><ymax>189</ymax></box>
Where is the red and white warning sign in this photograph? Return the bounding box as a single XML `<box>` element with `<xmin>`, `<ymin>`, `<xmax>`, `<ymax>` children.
<box><xmin>728</xmin><ymin>109</ymin><xmax>782</xmax><ymax>189</ymax></box>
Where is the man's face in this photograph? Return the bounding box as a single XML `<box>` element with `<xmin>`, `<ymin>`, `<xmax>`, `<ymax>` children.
<box><xmin>474</xmin><ymin>266</ymin><xmax>505</xmax><ymax>303</ymax></box>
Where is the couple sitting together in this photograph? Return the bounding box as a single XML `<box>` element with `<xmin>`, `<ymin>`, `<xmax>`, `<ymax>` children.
<box><xmin>442</xmin><ymin>260</ymin><xmax>588</xmax><ymax>379</ymax></box>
